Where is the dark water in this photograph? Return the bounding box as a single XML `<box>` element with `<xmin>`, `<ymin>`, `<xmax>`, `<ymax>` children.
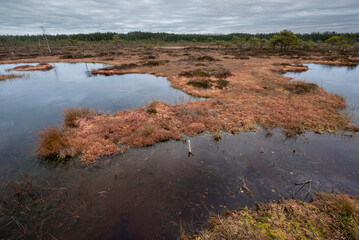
<box><xmin>0</xmin><ymin>63</ymin><xmax>358</xmax><ymax>239</ymax></box>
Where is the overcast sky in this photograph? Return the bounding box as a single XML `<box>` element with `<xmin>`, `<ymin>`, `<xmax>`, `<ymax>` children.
<box><xmin>0</xmin><ymin>0</ymin><xmax>358</xmax><ymax>35</ymax></box>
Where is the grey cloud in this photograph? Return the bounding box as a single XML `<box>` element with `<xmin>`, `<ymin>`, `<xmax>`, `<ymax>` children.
<box><xmin>0</xmin><ymin>0</ymin><xmax>358</xmax><ymax>35</ymax></box>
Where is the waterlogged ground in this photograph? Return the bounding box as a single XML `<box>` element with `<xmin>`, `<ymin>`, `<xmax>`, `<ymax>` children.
<box><xmin>0</xmin><ymin>63</ymin><xmax>200</xmax><ymax>164</ymax></box>
<box><xmin>0</xmin><ymin>63</ymin><xmax>358</xmax><ymax>239</ymax></box>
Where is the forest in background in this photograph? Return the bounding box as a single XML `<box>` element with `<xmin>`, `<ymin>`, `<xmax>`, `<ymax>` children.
<box><xmin>1</xmin><ymin>31</ymin><xmax>358</xmax><ymax>44</ymax></box>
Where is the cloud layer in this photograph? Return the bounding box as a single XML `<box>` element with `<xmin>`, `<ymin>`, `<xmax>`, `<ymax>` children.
<box><xmin>1</xmin><ymin>0</ymin><xmax>358</xmax><ymax>35</ymax></box>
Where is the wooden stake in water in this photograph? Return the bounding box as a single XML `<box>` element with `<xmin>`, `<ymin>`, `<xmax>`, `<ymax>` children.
<box><xmin>187</xmin><ymin>140</ymin><xmax>193</xmax><ymax>157</ymax></box>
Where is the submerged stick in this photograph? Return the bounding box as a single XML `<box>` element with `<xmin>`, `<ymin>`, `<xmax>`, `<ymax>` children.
<box><xmin>187</xmin><ymin>140</ymin><xmax>193</xmax><ymax>157</ymax></box>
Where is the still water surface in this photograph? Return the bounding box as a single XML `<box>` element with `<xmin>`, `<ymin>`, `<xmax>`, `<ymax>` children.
<box><xmin>0</xmin><ymin>63</ymin><xmax>199</xmax><ymax>163</ymax></box>
<box><xmin>0</xmin><ymin>63</ymin><xmax>358</xmax><ymax>239</ymax></box>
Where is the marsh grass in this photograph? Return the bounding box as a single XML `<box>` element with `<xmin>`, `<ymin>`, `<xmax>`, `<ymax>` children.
<box><xmin>189</xmin><ymin>193</ymin><xmax>359</xmax><ymax>240</ymax></box>
<box><xmin>215</xmin><ymin>79</ymin><xmax>229</xmax><ymax>89</ymax></box>
<box><xmin>285</xmin><ymin>81</ymin><xmax>318</xmax><ymax>94</ymax></box>
<box><xmin>143</xmin><ymin>60</ymin><xmax>168</xmax><ymax>66</ymax></box>
<box><xmin>180</xmin><ymin>68</ymin><xmax>232</xmax><ymax>78</ymax></box>
<box><xmin>196</xmin><ymin>55</ymin><xmax>216</xmax><ymax>62</ymax></box>
<box><xmin>60</xmin><ymin>53</ymin><xmax>94</xmax><ymax>59</ymax></box>
<box><xmin>145</xmin><ymin>100</ymin><xmax>160</xmax><ymax>114</ymax></box>
<box><xmin>0</xmin><ymin>74</ymin><xmax>23</xmax><ymax>81</ymax></box>
<box><xmin>101</xmin><ymin>63</ymin><xmax>138</xmax><ymax>71</ymax></box>
<box><xmin>187</xmin><ymin>79</ymin><xmax>229</xmax><ymax>89</ymax></box>
<box><xmin>0</xmin><ymin>177</ymin><xmax>74</xmax><ymax>239</ymax></box>
<box><xmin>36</xmin><ymin>126</ymin><xmax>76</xmax><ymax>160</ymax></box>
<box><xmin>37</xmin><ymin>107</ymin><xmax>98</xmax><ymax>160</ymax></box>
<box><xmin>180</xmin><ymin>69</ymin><xmax>210</xmax><ymax>78</ymax></box>
<box><xmin>187</xmin><ymin>79</ymin><xmax>212</xmax><ymax>88</ymax></box>
<box><xmin>10</xmin><ymin>63</ymin><xmax>54</xmax><ymax>71</ymax></box>
<box><xmin>140</xmin><ymin>124</ymin><xmax>157</xmax><ymax>137</ymax></box>
<box><xmin>63</xmin><ymin>107</ymin><xmax>98</xmax><ymax>127</ymax></box>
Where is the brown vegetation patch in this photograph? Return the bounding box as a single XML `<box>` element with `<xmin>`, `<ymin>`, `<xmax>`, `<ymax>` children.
<box><xmin>179</xmin><ymin>68</ymin><xmax>232</xmax><ymax>78</ymax></box>
<box><xmin>10</xmin><ymin>63</ymin><xmax>54</xmax><ymax>71</ymax></box>
<box><xmin>8</xmin><ymin>47</ymin><xmax>354</xmax><ymax>163</ymax></box>
<box><xmin>143</xmin><ymin>60</ymin><xmax>168</xmax><ymax>66</ymax></box>
<box><xmin>37</xmin><ymin>86</ymin><xmax>358</xmax><ymax>163</ymax></box>
<box><xmin>271</xmin><ymin>63</ymin><xmax>309</xmax><ymax>73</ymax></box>
<box><xmin>314</xmin><ymin>60</ymin><xmax>359</xmax><ymax>67</ymax></box>
<box><xmin>91</xmin><ymin>63</ymin><xmax>139</xmax><ymax>75</ymax></box>
<box><xmin>36</xmin><ymin>126</ymin><xmax>76</xmax><ymax>160</ymax></box>
<box><xmin>0</xmin><ymin>74</ymin><xmax>22</xmax><ymax>81</ymax></box>
<box><xmin>189</xmin><ymin>193</ymin><xmax>359</xmax><ymax>240</ymax></box>
<box><xmin>284</xmin><ymin>81</ymin><xmax>318</xmax><ymax>94</ymax></box>
<box><xmin>187</xmin><ymin>79</ymin><xmax>230</xmax><ymax>89</ymax></box>
<box><xmin>60</xmin><ymin>53</ymin><xmax>94</xmax><ymax>59</ymax></box>
<box><xmin>196</xmin><ymin>55</ymin><xmax>217</xmax><ymax>62</ymax></box>
<box><xmin>63</xmin><ymin>107</ymin><xmax>98</xmax><ymax>128</ymax></box>
<box><xmin>187</xmin><ymin>79</ymin><xmax>212</xmax><ymax>88</ymax></box>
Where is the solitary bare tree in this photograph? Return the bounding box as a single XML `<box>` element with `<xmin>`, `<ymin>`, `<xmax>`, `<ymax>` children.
<box><xmin>40</xmin><ymin>26</ymin><xmax>52</xmax><ymax>54</ymax></box>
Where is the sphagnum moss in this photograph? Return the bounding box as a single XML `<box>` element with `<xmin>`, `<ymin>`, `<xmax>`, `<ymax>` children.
<box><xmin>188</xmin><ymin>193</ymin><xmax>359</xmax><ymax>240</ymax></box>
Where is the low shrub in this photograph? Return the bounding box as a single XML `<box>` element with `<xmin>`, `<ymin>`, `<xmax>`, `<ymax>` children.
<box><xmin>187</xmin><ymin>79</ymin><xmax>212</xmax><ymax>88</ymax></box>
<box><xmin>145</xmin><ymin>100</ymin><xmax>160</xmax><ymax>114</ymax></box>
<box><xmin>197</xmin><ymin>55</ymin><xmax>216</xmax><ymax>61</ymax></box>
<box><xmin>285</xmin><ymin>81</ymin><xmax>318</xmax><ymax>94</ymax></box>
<box><xmin>180</xmin><ymin>69</ymin><xmax>210</xmax><ymax>78</ymax></box>
<box><xmin>180</xmin><ymin>68</ymin><xmax>232</xmax><ymax>78</ymax></box>
<box><xmin>215</xmin><ymin>79</ymin><xmax>229</xmax><ymax>89</ymax></box>
<box><xmin>143</xmin><ymin>60</ymin><xmax>167</xmax><ymax>66</ymax></box>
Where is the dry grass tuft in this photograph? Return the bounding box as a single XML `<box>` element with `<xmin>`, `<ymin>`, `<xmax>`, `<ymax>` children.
<box><xmin>63</xmin><ymin>107</ymin><xmax>97</xmax><ymax>128</ymax></box>
<box><xmin>145</xmin><ymin>100</ymin><xmax>160</xmax><ymax>114</ymax></box>
<box><xmin>36</xmin><ymin>126</ymin><xmax>76</xmax><ymax>160</ymax></box>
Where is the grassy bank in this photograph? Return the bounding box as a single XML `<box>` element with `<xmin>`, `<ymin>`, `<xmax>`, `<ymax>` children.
<box><xmin>188</xmin><ymin>193</ymin><xmax>359</xmax><ymax>240</ymax></box>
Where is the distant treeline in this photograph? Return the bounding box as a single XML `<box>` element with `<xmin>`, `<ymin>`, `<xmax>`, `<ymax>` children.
<box><xmin>1</xmin><ymin>31</ymin><xmax>359</xmax><ymax>43</ymax></box>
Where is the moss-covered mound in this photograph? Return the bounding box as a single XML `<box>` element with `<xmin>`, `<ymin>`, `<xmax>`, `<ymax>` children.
<box><xmin>190</xmin><ymin>193</ymin><xmax>359</xmax><ymax>240</ymax></box>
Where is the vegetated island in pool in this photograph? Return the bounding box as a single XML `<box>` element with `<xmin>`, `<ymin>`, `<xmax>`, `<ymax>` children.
<box><xmin>2</xmin><ymin>31</ymin><xmax>358</xmax><ymax>164</ymax></box>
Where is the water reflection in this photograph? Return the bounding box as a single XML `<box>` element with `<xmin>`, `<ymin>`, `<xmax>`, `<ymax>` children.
<box><xmin>284</xmin><ymin>63</ymin><xmax>359</xmax><ymax>115</ymax></box>
<box><xmin>0</xmin><ymin>62</ymin><xmax>201</xmax><ymax>165</ymax></box>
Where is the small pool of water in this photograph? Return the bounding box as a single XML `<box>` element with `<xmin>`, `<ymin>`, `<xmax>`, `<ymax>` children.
<box><xmin>0</xmin><ymin>62</ymin><xmax>200</xmax><ymax>161</ymax></box>
<box><xmin>284</xmin><ymin>64</ymin><xmax>359</xmax><ymax>122</ymax></box>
